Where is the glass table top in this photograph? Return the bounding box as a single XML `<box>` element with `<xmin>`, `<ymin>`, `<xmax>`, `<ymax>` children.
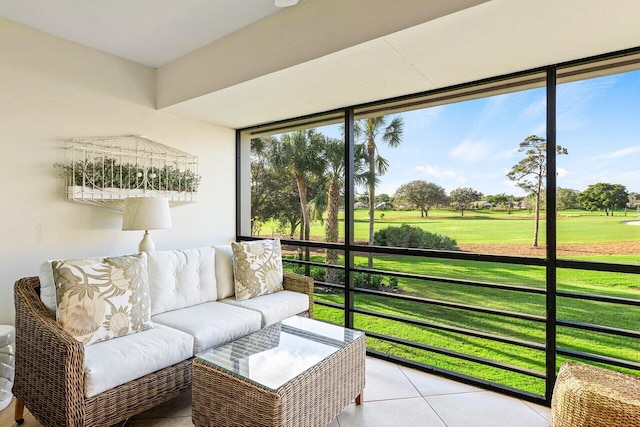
<box><xmin>196</xmin><ymin>316</ymin><xmax>364</xmax><ymax>391</ymax></box>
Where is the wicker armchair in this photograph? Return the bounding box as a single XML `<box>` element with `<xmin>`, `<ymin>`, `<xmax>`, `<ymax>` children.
<box><xmin>13</xmin><ymin>272</ymin><xmax>314</xmax><ymax>426</ymax></box>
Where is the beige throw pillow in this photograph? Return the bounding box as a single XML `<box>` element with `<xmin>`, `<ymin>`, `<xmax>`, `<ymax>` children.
<box><xmin>52</xmin><ymin>253</ymin><xmax>152</xmax><ymax>346</ymax></box>
<box><xmin>231</xmin><ymin>240</ymin><xmax>284</xmax><ymax>301</ymax></box>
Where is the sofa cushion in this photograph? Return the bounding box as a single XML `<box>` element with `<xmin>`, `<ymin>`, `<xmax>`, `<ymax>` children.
<box><xmin>147</xmin><ymin>247</ymin><xmax>217</xmax><ymax>315</ymax></box>
<box><xmin>52</xmin><ymin>254</ymin><xmax>152</xmax><ymax>346</ymax></box>
<box><xmin>221</xmin><ymin>290</ymin><xmax>309</xmax><ymax>327</ymax></box>
<box><xmin>231</xmin><ymin>239</ymin><xmax>283</xmax><ymax>301</ymax></box>
<box><xmin>213</xmin><ymin>245</ymin><xmax>235</xmax><ymax>300</ymax></box>
<box><xmin>151</xmin><ymin>301</ymin><xmax>262</xmax><ymax>353</ymax></box>
<box><xmin>84</xmin><ymin>324</ymin><xmax>193</xmax><ymax>398</ymax></box>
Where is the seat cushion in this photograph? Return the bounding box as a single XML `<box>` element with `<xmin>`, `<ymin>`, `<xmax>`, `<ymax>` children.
<box><xmin>84</xmin><ymin>324</ymin><xmax>193</xmax><ymax>398</ymax></box>
<box><xmin>147</xmin><ymin>247</ymin><xmax>217</xmax><ymax>315</ymax></box>
<box><xmin>151</xmin><ymin>301</ymin><xmax>262</xmax><ymax>353</ymax></box>
<box><xmin>221</xmin><ymin>290</ymin><xmax>309</xmax><ymax>327</ymax></box>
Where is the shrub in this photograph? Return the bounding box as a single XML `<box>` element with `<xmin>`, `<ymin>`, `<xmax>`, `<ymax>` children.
<box><xmin>374</xmin><ymin>224</ymin><xmax>459</xmax><ymax>251</ymax></box>
<box><xmin>55</xmin><ymin>157</ymin><xmax>201</xmax><ymax>192</ymax></box>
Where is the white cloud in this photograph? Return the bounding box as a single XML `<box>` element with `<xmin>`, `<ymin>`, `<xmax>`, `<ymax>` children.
<box><xmin>557</xmin><ymin>76</ymin><xmax>618</xmax><ymax>131</ymax></box>
<box><xmin>556</xmin><ymin>167</ymin><xmax>568</xmax><ymax>178</ymax></box>
<box><xmin>520</xmin><ymin>97</ymin><xmax>546</xmax><ymax>120</ymax></box>
<box><xmin>416</xmin><ymin>164</ymin><xmax>458</xmax><ymax>179</ymax></box>
<box><xmin>496</xmin><ymin>147</ymin><xmax>521</xmax><ymax>160</ymax></box>
<box><xmin>449</xmin><ymin>139</ymin><xmax>492</xmax><ymax>163</ymax></box>
<box><xmin>403</xmin><ymin>105</ymin><xmax>444</xmax><ymax>128</ymax></box>
<box><xmin>606</xmin><ymin>145</ymin><xmax>640</xmax><ymax>159</ymax></box>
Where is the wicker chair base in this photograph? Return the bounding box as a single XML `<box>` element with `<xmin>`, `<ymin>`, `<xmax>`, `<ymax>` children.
<box><xmin>551</xmin><ymin>362</ymin><xmax>640</xmax><ymax>427</ymax></box>
<box><xmin>192</xmin><ymin>333</ymin><xmax>366</xmax><ymax>427</ymax></box>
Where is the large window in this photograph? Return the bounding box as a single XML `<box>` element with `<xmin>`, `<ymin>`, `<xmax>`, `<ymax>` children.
<box><xmin>238</xmin><ymin>50</ymin><xmax>640</xmax><ymax>405</ymax></box>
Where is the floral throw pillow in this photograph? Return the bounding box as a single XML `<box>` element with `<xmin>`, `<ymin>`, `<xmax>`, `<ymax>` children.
<box><xmin>231</xmin><ymin>240</ymin><xmax>284</xmax><ymax>301</ymax></box>
<box><xmin>52</xmin><ymin>253</ymin><xmax>152</xmax><ymax>346</ymax></box>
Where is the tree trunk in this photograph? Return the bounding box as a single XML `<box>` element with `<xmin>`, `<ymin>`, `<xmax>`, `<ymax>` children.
<box><xmin>367</xmin><ymin>138</ymin><xmax>376</xmax><ymax>271</ymax></box>
<box><xmin>532</xmin><ymin>190</ymin><xmax>540</xmax><ymax>247</ymax></box>
<box><xmin>295</xmin><ymin>175</ymin><xmax>311</xmax><ymax>267</ymax></box>
<box><xmin>325</xmin><ymin>179</ymin><xmax>340</xmax><ymax>285</ymax></box>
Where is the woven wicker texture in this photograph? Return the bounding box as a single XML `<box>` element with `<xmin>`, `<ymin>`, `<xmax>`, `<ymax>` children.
<box><xmin>283</xmin><ymin>271</ymin><xmax>314</xmax><ymax>318</ymax></box>
<box><xmin>13</xmin><ymin>276</ymin><xmax>192</xmax><ymax>426</ymax></box>
<box><xmin>13</xmin><ymin>272</ymin><xmax>314</xmax><ymax>426</ymax></box>
<box><xmin>192</xmin><ymin>332</ymin><xmax>365</xmax><ymax>427</ymax></box>
<box><xmin>551</xmin><ymin>362</ymin><xmax>640</xmax><ymax>427</ymax></box>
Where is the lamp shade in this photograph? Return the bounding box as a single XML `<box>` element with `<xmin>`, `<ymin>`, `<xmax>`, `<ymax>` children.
<box><xmin>122</xmin><ymin>197</ymin><xmax>172</xmax><ymax>231</ymax></box>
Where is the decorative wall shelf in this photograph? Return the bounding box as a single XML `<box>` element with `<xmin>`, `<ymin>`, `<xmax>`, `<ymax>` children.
<box><xmin>56</xmin><ymin>135</ymin><xmax>200</xmax><ymax>213</ymax></box>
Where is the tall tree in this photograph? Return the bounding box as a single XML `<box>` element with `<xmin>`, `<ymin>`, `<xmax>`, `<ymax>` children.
<box><xmin>355</xmin><ymin>115</ymin><xmax>404</xmax><ymax>270</ymax></box>
<box><xmin>394</xmin><ymin>180</ymin><xmax>447</xmax><ymax>217</ymax></box>
<box><xmin>449</xmin><ymin>187</ymin><xmax>483</xmax><ymax>216</ymax></box>
<box><xmin>578</xmin><ymin>183</ymin><xmax>629</xmax><ymax>216</ymax></box>
<box><xmin>251</xmin><ymin>136</ymin><xmax>304</xmax><ymax>238</ymax></box>
<box><xmin>313</xmin><ymin>137</ymin><xmax>367</xmax><ymax>284</ymax></box>
<box><xmin>320</xmin><ymin>137</ymin><xmax>346</xmax><ymax>284</ymax></box>
<box><xmin>486</xmin><ymin>193</ymin><xmax>513</xmax><ymax>213</ymax></box>
<box><xmin>507</xmin><ymin>135</ymin><xmax>568</xmax><ymax>247</ymax></box>
<box><xmin>556</xmin><ymin>188</ymin><xmax>581</xmax><ymax>210</ymax></box>
<box><xmin>270</xmin><ymin>129</ymin><xmax>326</xmax><ymax>246</ymax></box>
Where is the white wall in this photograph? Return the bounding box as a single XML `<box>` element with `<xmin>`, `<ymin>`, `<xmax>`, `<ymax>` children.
<box><xmin>0</xmin><ymin>18</ymin><xmax>236</xmax><ymax>324</ymax></box>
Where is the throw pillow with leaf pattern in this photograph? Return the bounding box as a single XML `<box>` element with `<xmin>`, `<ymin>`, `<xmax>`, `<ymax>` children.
<box><xmin>231</xmin><ymin>239</ymin><xmax>284</xmax><ymax>300</ymax></box>
<box><xmin>52</xmin><ymin>253</ymin><xmax>152</xmax><ymax>346</ymax></box>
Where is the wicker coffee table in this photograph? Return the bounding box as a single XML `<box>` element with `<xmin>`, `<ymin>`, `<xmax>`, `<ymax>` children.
<box><xmin>192</xmin><ymin>316</ymin><xmax>366</xmax><ymax>427</ymax></box>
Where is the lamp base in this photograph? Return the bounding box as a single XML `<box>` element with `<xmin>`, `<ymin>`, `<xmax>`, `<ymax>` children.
<box><xmin>138</xmin><ymin>230</ymin><xmax>156</xmax><ymax>252</ymax></box>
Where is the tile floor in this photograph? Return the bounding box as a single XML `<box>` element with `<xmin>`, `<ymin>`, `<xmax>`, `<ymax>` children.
<box><xmin>0</xmin><ymin>357</ymin><xmax>551</xmax><ymax>426</ymax></box>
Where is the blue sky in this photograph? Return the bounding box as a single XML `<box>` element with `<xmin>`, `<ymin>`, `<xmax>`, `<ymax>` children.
<box><xmin>327</xmin><ymin>70</ymin><xmax>640</xmax><ymax>198</ymax></box>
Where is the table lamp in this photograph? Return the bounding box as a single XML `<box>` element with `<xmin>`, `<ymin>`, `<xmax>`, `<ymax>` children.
<box><xmin>122</xmin><ymin>197</ymin><xmax>172</xmax><ymax>252</ymax></box>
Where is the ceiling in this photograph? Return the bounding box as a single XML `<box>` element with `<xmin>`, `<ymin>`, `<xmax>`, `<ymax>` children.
<box><xmin>2</xmin><ymin>0</ymin><xmax>640</xmax><ymax>129</ymax></box>
<box><xmin>0</xmin><ymin>0</ymin><xmax>284</xmax><ymax>68</ymax></box>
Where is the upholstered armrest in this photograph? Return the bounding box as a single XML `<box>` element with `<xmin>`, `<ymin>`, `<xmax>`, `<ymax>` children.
<box><xmin>282</xmin><ymin>271</ymin><xmax>314</xmax><ymax>318</ymax></box>
<box><xmin>13</xmin><ymin>277</ymin><xmax>86</xmax><ymax>426</ymax></box>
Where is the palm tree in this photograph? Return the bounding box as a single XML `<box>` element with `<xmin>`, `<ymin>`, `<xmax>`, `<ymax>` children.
<box><xmin>356</xmin><ymin>116</ymin><xmax>404</xmax><ymax>269</ymax></box>
<box><xmin>270</xmin><ymin>129</ymin><xmax>326</xmax><ymax>249</ymax></box>
<box><xmin>309</xmin><ymin>137</ymin><xmax>368</xmax><ymax>285</ymax></box>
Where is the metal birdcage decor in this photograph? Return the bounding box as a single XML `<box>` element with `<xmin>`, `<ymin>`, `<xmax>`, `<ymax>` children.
<box><xmin>56</xmin><ymin>135</ymin><xmax>200</xmax><ymax>212</ymax></box>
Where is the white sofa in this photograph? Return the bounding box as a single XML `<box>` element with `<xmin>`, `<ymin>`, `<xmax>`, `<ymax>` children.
<box><xmin>12</xmin><ymin>244</ymin><xmax>314</xmax><ymax>426</ymax></box>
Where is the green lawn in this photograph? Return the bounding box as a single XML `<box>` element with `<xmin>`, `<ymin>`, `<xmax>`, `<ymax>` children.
<box><xmin>263</xmin><ymin>208</ymin><xmax>640</xmax><ymax>245</ymax></box>
<box><xmin>275</xmin><ymin>208</ymin><xmax>640</xmax><ymax>397</ymax></box>
<box><xmin>285</xmin><ymin>252</ymin><xmax>640</xmax><ymax>396</ymax></box>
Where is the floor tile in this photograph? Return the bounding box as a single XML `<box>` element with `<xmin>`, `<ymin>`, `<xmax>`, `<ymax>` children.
<box><xmin>337</xmin><ymin>397</ymin><xmax>446</xmax><ymax>427</ymax></box>
<box><xmin>362</xmin><ymin>358</ymin><xmax>421</xmax><ymax>401</ymax></box>
<box><xmin>3</xmin><ymin>357</ymin><xmax>556</xmax><ymax>427</ymax></box>
<box><xmin>400</xmin><ymin>365</ymin><xmax>482</xmax><ymax>396</ymax></box>
<box><xmin>0</xmin><ymin>398</ymin><xmax>41</xmax><ymax>427</ymax></box>
<box><xmin>328</xmin><ymin>417</ymin><xmax>340</xmax><ymax>427</ymax></box>
<box><xmin>522</xmin><ymin>400</ymin><xmax>552</xmax><ymax>422</ymax></box>
<box><xmin>426</xmin><ymin>390</ymin><xmax>550</xmax><ymax>427</ymax></box>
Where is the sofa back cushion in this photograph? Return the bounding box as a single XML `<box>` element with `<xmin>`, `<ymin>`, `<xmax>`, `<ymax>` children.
<box><xmin>213</xmin><ymin>245</ymin><xmax>235</xmax><ymax>300</ymax></box>
<box><xmin>147</xmin><ymin>247</ymin><xmax>217</xmax><ymax>315</ymax></box>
